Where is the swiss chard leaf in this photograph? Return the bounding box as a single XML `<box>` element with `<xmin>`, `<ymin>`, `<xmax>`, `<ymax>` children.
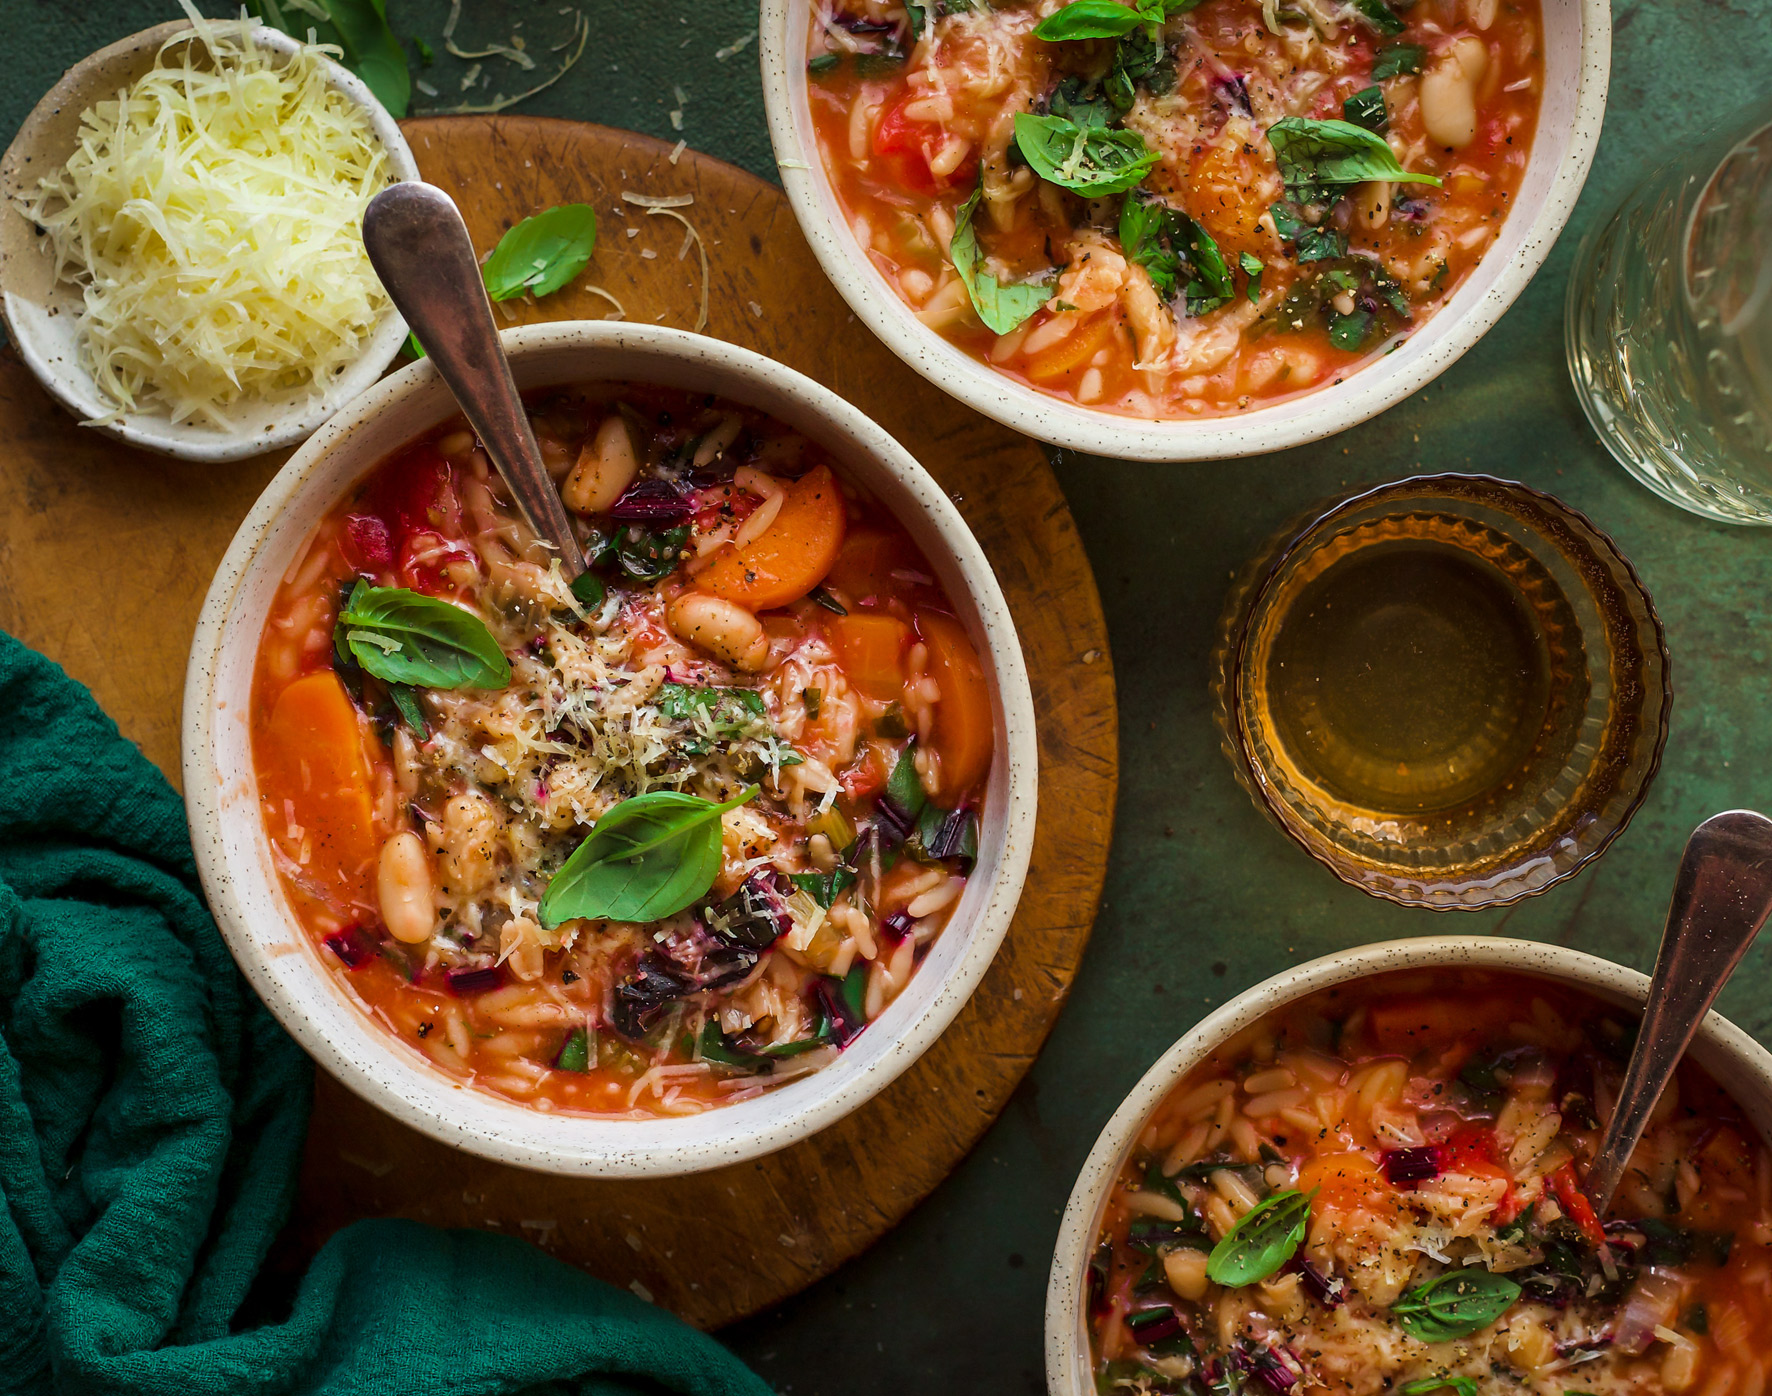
<box><xmin>1014</xmin><ymin>112</ymin><xmax>1160</xmax><ymax>196</ymax></box>
<box><xmin>387</xmin><ymin>682</ymin><xmax>429</xmax><ymax>738</ymax></box>
<box><xmin>1329</xmin><ymin>307</ymin><xmax>1373</xmax><ymax>349</ymax></box>
<box><xmin>1206</xmin><ymin>1189</ymin><xmax>1312</xmax><ymax>1286</ymax></box>
<box><xmin>246</xmin><ymin>0</ymin><xmax>410</xmax><ymax>117</ymax></box>
<box><xmin>616</xmin><ymin>524</ymin><xmax>690</xmax><ymax>581</ymax></box>
<box><xmin>537</xmin><ymin>787</ymin><xmax>758</xmax><ymax>927</ymax></box>
<box><xmin>1371</xmin><ymin>41</ymin><xmax>1427</xmax><ymax>79</ymax></box>
<box><xmin>1268</xmin><ymin>117</ymin><xmax>1442</xmax><ymax>196</ymax></box>
<box><xmin>1270</xmin><ymin>201</ymin><xmax>1349</xmax><ymax>262</ymax></box>
<box><xmin>1106</xmin><ymin>27</ymin><xmax>1176</xmax><ymax>112</ymax></box>
<box><xmin>790</xmin><ymin>867</ymin><xmax>858</xmax><ymax>908</ymax></box>
<box><xmin>554</xmin><ymin>1027</ymin><xmax>590</xmax><ymax>1072</ymax></box>
<box><xmin>482</xmin><ymin>204</ymin><xmax>599</xmax><ymax>301</ymax></box>
<box><xmin>885</xmin><ymin>742</ymin><xmax>929</xmax><ymax>820</ymax></box>
<box><xmin>1343</xmin><ymin>84</ymin><xmax>1388</xmax><ymax>133</ymax></box>
<box><xmin>949</xmin><ymin>185</ymin><xmax>1054</xmax><ymax>333</ymax></box>
<box><xmin>1391</xmin><ymin>1271</ymin><xmax>1522</xmax><ymax>1343</ymax></box>
<box><xmin>568</xmin><ymin>570</ymin><xmax>606</xmax><ymax>609</ymax></box>
<box><xmin>335</xmin><ymin>581</ymin><xmax>511</xmax><ymax>689</ymax></box>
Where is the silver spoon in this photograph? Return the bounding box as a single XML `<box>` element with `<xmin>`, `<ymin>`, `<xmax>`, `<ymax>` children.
<box><xmin>361</xmin><ymin>181</ymin><xmax>585</xmax><ymax>579</ymax></box>
<box><xmin>1585</xmin><ymin>809</ymin><xmax>1772</xmax><ymax>1213</ymax></box>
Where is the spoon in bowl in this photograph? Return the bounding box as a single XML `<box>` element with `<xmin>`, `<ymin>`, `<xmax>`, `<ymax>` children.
<box><xmin>1585</xmin><ymin>808</ymin><xmax>1772</xmax><ymax>1214</ymax></box>
<box><xmin>361</xmin><ymin>181</ymin><xmax>585</xmax><ymax>579</ymax></box>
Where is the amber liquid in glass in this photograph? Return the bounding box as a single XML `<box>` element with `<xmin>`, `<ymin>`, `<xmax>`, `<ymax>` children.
<box><xmin>1256</xmin><ymin>530</ymin><xmax>1578</xmax><ymax>818</ymax></box>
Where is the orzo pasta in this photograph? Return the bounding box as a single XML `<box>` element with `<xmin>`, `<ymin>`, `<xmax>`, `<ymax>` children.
<box><xmin>806</xmin><ymin>0</ymin><xmax>1543</xmax><ymax>417</ymax></box>
<box><xmin>1088</xmin><ymin>970</ymin><xmax>1772</xmax><ymax>1396</ymax></box>
<box><xmin>252</xmin><ymin>384</ymin><xmax>994</xmax><ymax>1117</ymax></box>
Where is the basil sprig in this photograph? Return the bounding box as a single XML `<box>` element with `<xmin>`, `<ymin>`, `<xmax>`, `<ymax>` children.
<box><xmin>538</xmin><ymin>787</ymin><xmax>759</xmax><ymax>927</ymax></box>
<box><xmin>1267</xmin><ymin>118</ymin><xmax>1443</xmax><ymax>198</ymax></box>
<box><xmin>246</xmin><ymin>0</ymin><xmax>409</xmax><ymax>117</ymax></box>
<box><xmin>1205</xmin><ymin>1189</ymin><xmax>1313</xmax><ymax>1286</ymax></box>
<box><xmin>1033</xmin><ymin>0</ymin><xmax>1204</xmax><ymax>42</ymax></box>
<box><xmin>1391</xmin><ymin>1271</ymin><xmax>1522</xmax><ymax>1342</ymax></box>
<box><xmin>335</xmin><ymin>581</ymin><xmax>511</xmax><ymax>689</ymax></box>
<box><xmin>949</xmin><ymin>186</ymin><xmax>1054</xmax><ymax>334</ymax></box>
<box><xmin>1118</xmin><ymin>194</ymin><xmax>1253</xmax><ymax>314</ymax></box>
<box><xmin>482</xmin><ymin>204</ymin><xmax>600</xmax><ymax>301</ymax></box>
<box><xmin>1014</xmin><ymin>112</ymin><xmax>1160</xmax><ymax>197</ymax></box>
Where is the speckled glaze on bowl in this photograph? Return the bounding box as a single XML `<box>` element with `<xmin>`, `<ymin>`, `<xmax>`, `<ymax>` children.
<box><xmin>758</xmin><ymin>0</ymin><xmax>1610</xmax><ymax>461</ymax></box>
<box><xmin>182</xmin><ymin>321</ymin><xmax>1039</xmax><ymax>1177</ymax></box>
<box><xmin>1043</xmin><ymin>937</ymin><xmax>1772</xmax><ymax>1396</ymax></box>
<box><xmin>0</xmin><ymin>20</ymin><xmax>418</xmax><ymax>463</ymax></box>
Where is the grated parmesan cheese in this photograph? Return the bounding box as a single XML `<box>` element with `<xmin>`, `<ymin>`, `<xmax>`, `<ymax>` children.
<box><xmin>23</xmin><ymin>16</ymin><xmax>393</xmax><ymax>428</ymax></box>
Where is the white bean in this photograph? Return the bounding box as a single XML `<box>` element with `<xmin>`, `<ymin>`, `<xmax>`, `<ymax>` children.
<box><xmin>378</xmin><ymin>831</ymin><xmax>434</xmax><ymax>944</ymax></box>
<box><xmin>666</xmin><ymin>592</ymin><xmax>768</xmax><ymax>671</ymax></box>
<box><xmin>1421</xmin><ymin>36</ymin><xmax>1488</xmax><ymax>148</ymax></box>
<box><xmin>562</xmin><ymin>416</ymin><xmax>638</xmax><ymax>515</ymax></box>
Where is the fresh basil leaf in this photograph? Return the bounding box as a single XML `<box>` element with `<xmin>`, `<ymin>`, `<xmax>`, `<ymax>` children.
<box><xmin>387</xmin><ymin>682</ymin><xmax>429</xmax><ymax>739</ymax></box>
<box><xmin>482</xmin><ymin>204</ymin><xmax>599</xmax><ymax>301</ymax></box>
<box><xmin>1107</xmin><ymin>27</ymin><xmax>1176</xmax><ymax>111</ymax></box>
<box><xmin>1239</xmin><ymin>250</ymin><xmax>1264</xmax><ymax>302</ymax></box>
<box><xmin>1392</xmin><ymin>1271</ymin><xmax>1522</xmax><ymax>1342</ymax></box>
<box><xmin>404</xmin><ymin>329</ymin><xmax>426</xmax><ymax>360</ymax></box>
<box><xmin>1329</xmin><ymin>308</ymin><xmax>1373</xmax><ymax>349</ymax></box>
<box><xmin>568</xmin><ymin>570</ymin><xmax>605</xmax><ymax>609</ymax></box>
<box><xmin>1400</xmin><ymin>1380</ymin><xmax>1477</xmax><ymax>1396</ymax></box>
<box><xmin>905</xmin><ymin>0</ymin><xmax>928</xmax><ymax>37</ymax></box>
<box><xmin>616</xmin><ymin>524</ymin><xmax>689</xmax><ymax>581</ymax></box>
<box><xmin>1270</xmin><ymin>201</ymin><xmax>1350</xmax><ymax>262</ymax></box>
<box><xmin>1033</xmin><ymin>0</ymin><xmax>1146</xmax><ymax>41</ymax></box>
<box><xmin>950</xmin><ymin>185</ymin><xmax>1054</xmax><ymax>333</ymax></box>
<box><xmin>1268</xmin><ymin>117</ymin><xmax>1442</xmax><ymax>195</ymax></box>
<box><xmin>790</xmin><ymin>867</ymin><xmax>858</xmax><ymax>909</ymax></box>
<box><xmin>1350</xmin><ymin>0</ymin><xmax>1407</xmax><ymax>34</ymax></box>
<box><xmin>885</xmin><ymin>742</ymin><xmax>928</xmax><ymax>819</ymax></box>
<box><xmin>1181</xmin><ymin>219</ymin><xmax>1232</xmax><ymax>316</ymax></box>
<box><xmin>554</xmin><ymin>1027</ymin><xmax>590</xmax><ymax>1072</ymax></box>
<box><xmin>1372</xmin><ymin>42</ymin><xmax>1427</xmax><ymax>79</ymax></box>
<box><xmin>1047</xmin><ymin>76</ymin><xmax>1113</xmax><ymax>130</ymax></box>
<box><xmin>1205</xmin><ymin>1189</ymin><xmax>1312</xmax><ymax>1286</ymax></box>
<box><xmin>246</xmin><ymin>0</ymin><xmax>410</xmax><ymax>117</ymax></box>
<box><xmin>336</xmin><ymin>581</ymin><xmax>511</xmax><ymax>689</ymax></box>
<box><xmin>1119</xmin><ymin>193</ymin><xmax>1186</xmax><ymax>297</ymax></box>
<box><xmin>1014</xmin><ymin>112</ymin><xmax>1160</xmax><ymax>196</ymax></box>
<box><xmin>698</xmin><ymin>1020</ymin><xmax>769</xmax><ymax>1071</ymax></box>
<box><xmin>1343</xmin><ymin>85</ymin><xmax>1388</xmax><ymax>133</ymax></box>
<box><xmin>538</xmin><ymin>787</ymin><xmax>758</xmax><ymax>927</ymax></box>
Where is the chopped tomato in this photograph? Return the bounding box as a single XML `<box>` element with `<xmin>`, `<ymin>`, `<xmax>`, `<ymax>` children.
<box><xmin>872</xmin><ymin>96</ymin><xmax>974</xmax><ymax>193</ymax></box>
<box><xmin>260</xmin><ymin>672</ymin><xmax>379</xmax><ymax>901</ymax></box>
<box><xmin>827</xmin><ymin>613</ymin><xmax>911</xmax><ymax>701</ymax></box>
<box><xmin>916</xmin><ymin>610</ymin><xmax>992</xmax><ymax>805</ymax></box>
<box><xmin>397</xmin><ymin>528</ymin><xmax>477</xmax><ymax>596</ymax></box>
<box><xmin>1548</xmin><ymin>1163</ymin><xmax>1607</xmax><ymax>1247</ymax></box>
<box><xmin>365</xmin><ymin>450</ymin><xmax>458</xmax><ymax>539</ymax></box>
<box><xmin>697</xmin><ymin>464</ymin><xmax>847</xmax><ymax>610</ymax></box>
<box><xmin>840</xmin><ymin>745</ymin><xmax>889</xmax><ymax>798</ymax></box>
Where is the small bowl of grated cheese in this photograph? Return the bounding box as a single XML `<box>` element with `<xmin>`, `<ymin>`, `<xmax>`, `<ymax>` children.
<box><xmin>0</xmin><ymin>14</ymin><xmax>419</xmax><ymax>462</ymax></box>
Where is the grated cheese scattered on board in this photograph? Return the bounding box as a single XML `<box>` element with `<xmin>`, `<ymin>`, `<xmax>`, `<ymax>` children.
<box><xmin>24</xmin><ymin>19</ymin><xmax>392</xmax><ymax>429</ymax></box>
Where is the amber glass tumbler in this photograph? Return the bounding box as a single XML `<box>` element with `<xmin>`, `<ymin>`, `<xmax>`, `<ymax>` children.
<box><xmin>1211</xmin><ymin>475</ymin><xmax>1671</xmax><ymax>910</ymax></box>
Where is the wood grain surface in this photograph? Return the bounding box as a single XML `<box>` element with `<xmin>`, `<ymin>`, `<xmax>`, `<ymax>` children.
<box><xmin>0</xmin><ymin>116</ymin><xmax>1117</xmax><ymax>1328</ymax></box>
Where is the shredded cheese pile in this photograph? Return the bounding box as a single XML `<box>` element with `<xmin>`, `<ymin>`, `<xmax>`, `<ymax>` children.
<box><xmin>25</xmin><ymin>18</ymin><xmax>393</xmax><ymax>428</ymax></box>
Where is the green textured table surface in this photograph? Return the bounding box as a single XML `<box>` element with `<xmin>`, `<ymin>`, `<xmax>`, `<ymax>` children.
<box><xmin>9</xmin><ymin>2</ymin><xmax>1772</xmax><ymax>1392</ymax></box>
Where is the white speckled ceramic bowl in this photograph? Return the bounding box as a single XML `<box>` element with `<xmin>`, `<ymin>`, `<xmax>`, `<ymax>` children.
<box><xmin>758</xmin><ymin>0</ymin><xmax>1610</xmax><ymax>461</ymax></box>
<box><xmin>0</xmin><ymin>20</ymin><xmax>418</xmax><ymax>463</ymax></box>
<box><xmin>1044</xmin><ymin>936</ymin><xmax>1772</xmax><ymax>1395</ymax></box>
<box><xmin>183</xmin><ymin>320</ymin><xmax>1039</xmax><ymax>1176</ymax></box>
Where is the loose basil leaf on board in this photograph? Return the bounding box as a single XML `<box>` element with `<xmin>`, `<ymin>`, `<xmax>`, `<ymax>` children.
<box><xmin>1239</xmin><ymin>251</ymin><xmax>1264</xmax><ymax>302</ymax></box>
<box><xmin>1392</xmin><ymin>1271</ymin><xmax>1523</xmax><ymax>1342</ymax></box>
<box><xmin>1014</xmin><ymin>112</ymin><xmax>1161</xmax><ymax>196</ymax></box>
<box><xmin>1205</xmin><ymin>1189</ymin><xmax>1313</xmax><ymax>1286</ymax></box>
<box><xmin>336</xmin><ymin>581</ymin><xmax>512</xmax><ymax>689</ymax></box>
<box><xmin>538</xmin><ymin>787</ymin><xmax>759</xmax><ymax>927</ymax></box>
<box><xmin>1034</xmin><ymin>0</ymin><xmax>1148</xmax><ymax>41</ymax></box>
<box><xmin>1400</xmin><ymin>1379</ymin><xmax>1479</xmax><ymax>1396</ymax></box>
<box><xmin>1343</xmin><ymin>85</ymin><xmax>1389</xmax><ymax>133</ymax></box>
<box><xmin>245</xmin><ymin>0</ymin><xmax>410</xmax><ymax>117</ymax></box>
<box><xmin>482</xmin><ymin>204</ymin><xmax>599</xmax><ymax>301</ymax></box>
<box><xmin>1267</xmin><ymin>117</ymin><xmax>1442</xmax><ymax>195</ymax></box>
<box><xmin>1351</xmin><ymin>0</ymin><xmax>1407</xmax><ymax>35</ymax></box>
<box><xmin>950</xmin><ymin>186</ymin><xmax>1055</xmax><ymax>333</ymax></box>
<box><xmin>1372</xmin><ymin>42</ymin><xmax>1427</xmax><ymax>79</ymax></box>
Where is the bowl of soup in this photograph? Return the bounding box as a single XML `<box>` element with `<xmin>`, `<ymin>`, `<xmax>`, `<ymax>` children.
<box><xmin>1046</xmin><ymin>938</ymin><xmax>1772</xmax><ymax>1396</ymax></box>
<box><xmin>183</xmin><ymin>320</ymin><xmax>1037</xmax><ymax>1175</ymax></box>
<box><xmin>759</xmin><ymin>0</ymin><xmax>1609</xmax><ymax>459</ymax></box>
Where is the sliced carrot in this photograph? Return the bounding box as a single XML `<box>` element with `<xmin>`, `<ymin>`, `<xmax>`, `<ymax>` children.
<box><xmin>1024</xmin><ymin>312</ymin><xmax>1118</xmax><ymax>384</ymax></box>
<box><xmin>698</xmin><ymin>464</ymin><xmax>847</xmax><ymax>611</ymax></box>
<box><xmin>827</xmin><ymin>613</ymin><xmax>911</xmax><ymax>702</ymax></box>
<box><xmin>260</xmin><ymin>671</ymin><xmax>379</xmax><ymax>897</ymax></box>
<box><xmin>824</xmin><ymin>528</ymin><xmax>917</xmax><ymax>605</ymax></box>
<box><xmin>1296</xmin><ymin>1152</ymin><xmax>1395</xmax><ymax>1216</ymax></box>
<box><xmin>916</xmin><ymin>610</ymin><xmax>993</xmax><ymax>806</ymax></box>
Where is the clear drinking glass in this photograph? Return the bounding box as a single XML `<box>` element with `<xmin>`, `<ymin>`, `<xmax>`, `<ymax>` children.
<box><xmin>1566</xmin><ymin>97</ymin><xmax>1772</xmax><ymax>525</ymax></box>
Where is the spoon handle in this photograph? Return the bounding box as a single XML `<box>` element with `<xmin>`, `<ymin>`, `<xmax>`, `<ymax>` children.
<box><xmin>1586</xmin><ymin>809</ymin><xmax>1772</xmax><ymax>1213</ymax></box>
<box><xmin>362</xmin><ymin>182</ymin><xmax>585</xmax><ymax>579</ymax></box>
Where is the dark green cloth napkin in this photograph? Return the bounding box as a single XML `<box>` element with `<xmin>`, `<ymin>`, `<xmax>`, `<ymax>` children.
<box><xmin>0</xmin><ymin>633</ymin><xmax>773</xmax><ymax>1396</ymax></box>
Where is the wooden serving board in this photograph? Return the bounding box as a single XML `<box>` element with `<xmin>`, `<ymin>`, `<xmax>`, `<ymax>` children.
<box><xmin>0</xmin><ymin>116</ymin><xmax>1117</xmax><ymax>1329</ymax></box>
